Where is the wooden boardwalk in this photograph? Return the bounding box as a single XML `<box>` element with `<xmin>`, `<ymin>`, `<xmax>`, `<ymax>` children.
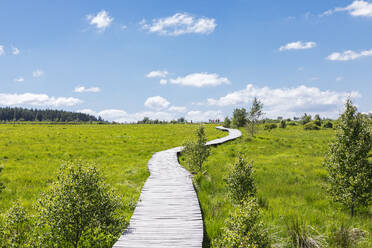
<box><xmin>113</xmin><ymin>126</ymin><xmax>241</xmax><ymax>248</ymax></box>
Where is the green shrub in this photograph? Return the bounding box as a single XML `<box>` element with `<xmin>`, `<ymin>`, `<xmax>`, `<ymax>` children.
<box><xmin>301</xmin><ymin>113</ymin><xmax>312</xmax><ymax>125</ymax></box>
<box><xmin>232</xmin><ymin>108</ymin><xmax>248</xmax><ymax>128</ymax></box>
<box><xmin>264</xmin><ymin>123</ymin><xmax>277</xmax><ymax>130</ymax></box>
<box><xmin>279</xmin><ymin>120</ymin><xmax>287</xmax><ymax>128</ymax></box>
<box><xmin>216</xmin><ymin>199</ymin><xmax>270</xmax><ymax>248</ymax></box>
<box><xmin>33</xmin><ymin>161</ymin><xmax>126</xmax><ymax>247</ymax></box>
<box><xmin>304</xmin><ymin>122</ymin><xmax>320</xmax><ymax>130</ymax></box>
<box><xmin>183</xmin><ymin>126</ymin><xmax>210</xmax><ymax>172</ymax></box>
<box><xmin>223</xmin><ymin>117</ymin><xmax>231</xmax><ymax>128</ymax></box>
<box><xmin>314</xmin><ymin>114</ymin><xmax>322</xmax><ymax>127</ymax></box>
<box><xmin>288</xmin><ymin>122</ymin><xmax>297</xmax><ymax>126</ymax></box>
<box><xmin>226</xmin><ymin>154</ymin><xmax>256</xmax><ymax>203</ymax></box>
<box><xmin>323</xmin><ymin>121</ymin><xmax>333</xmax><ymax>129</ymax></box>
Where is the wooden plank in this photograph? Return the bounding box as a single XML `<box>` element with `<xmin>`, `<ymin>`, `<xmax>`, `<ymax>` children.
<box><xmin>112</xmin><ymin>127</ymin><xmax>241</xmax><ymax>248</ymax></box>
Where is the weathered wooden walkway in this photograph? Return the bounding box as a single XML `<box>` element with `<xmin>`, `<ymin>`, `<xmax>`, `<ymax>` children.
<box><xmin>113</xmin><ymin>126</ymin><xmax>241</xmax><ymax>248</ymax></box>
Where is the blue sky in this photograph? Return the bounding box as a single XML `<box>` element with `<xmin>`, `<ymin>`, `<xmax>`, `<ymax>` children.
<box><xmin>1</xmin><ymin>0</ymin><xmax>371</xmax><ymax>122</ymax></box>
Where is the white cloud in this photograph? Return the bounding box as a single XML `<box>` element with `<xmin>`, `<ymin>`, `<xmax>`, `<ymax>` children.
<box><xmin>206</xmin><ymin>84</ymin><xmax>360</xmax><ymax>118</ymax></box>
<box><xmin>87</xmin><ymin>10</ymin><xmax>113</xmax><ymax>31</ymax></box>
<box><xmin>14</xmin><ymin>77</ymin><xmax>24</xmax><ymax>83</ymax></box>
<box><xmin>130</xmin><ymin>111</ymin><xmax>174</xmax><ymax>122</ymax></box>
<box><xmin>168</xmin><ymin>106</ymin><xmax>187</xmax><ymax>112</ymax></box>
<box><xmin>79</xmin><ymin>108</ymin><xmax>176</xmax><ymax>123</ymax></box>
<box><xmin>12</xmin><ymin>47</ymin><xmax>20</xmax><ymax>55</ymax></box>
<box><xmin>77</xmin><ymin>109</ymin><xmax>97</xmax><ymax>116</ymax></box>
<box><xmin>80</xmin><ymin>107</ymin><xmax>224</xmax><ymax>123</ymax></box>
<box><xmin>141</xmin><ymin>13</ymin><xmax>216</xmax><ymax>36</ymax></box>
<box><xmin>323</xmin><ymin>1</ymin><xmax>372</xmax><ymax>17</ymax></box>
<box><xmin>74</xmin><ymin>86</ymin><xmax>101</xmax><ymax>93</ymax></box>
<box><xmin>121</xmin><ymin>25</ymin><xmax>127</xmax><ymax>30</ymax></box>
<box><xmin>0</xmin><ymin>93</ymin><xmax>82</xmax><ymax>107</ymax></box>
<box><xmin>186</xmin><ymin>110</ymin><xmax>223</xmax><ymax>122</ymax></box>
<box><xmin>279</xmin><ymin>41</ymin><xmax>317</xmax><ymax>51</ymax></box>
<box><xmin>144</xmin><ymin>96</ymin><xmax>170</xmax><ymax>110</ymax></box>
<box><xmin>336</xmin><ymin>76</ymin><xmax>344</xmax><ymax>81</ymax></box>
<box><xmin>160</xmin><ymin>79</ymin><xmax>167</xmax><ymax>85</ymax></box>
<box><xmin>0</xmin><ymin>46</ymin><xmax>4</xmax><ymax>56</ymax></box>
<box><xmin>79</xmin><ymin>109</ymin><xmax>128</xmax><ymax>120</ymax></box>
<box><xmin>146</xmin><ymin>70</ymin><xmax>168</xmax><ymax>78</ymax></box>
<box><xmin>326</xmin><ymin>49</ymin><xmax>372</xmax><ymax>61</ymax></box>
<box><xmin>170</xmin><ymin>72</ymin><xmax>230</xmax><ymax>87</ymax></box>
<box><xmin>32</xmin><ymin>69</ymin><xmax>44</xmax><ymax>78</ymax></box>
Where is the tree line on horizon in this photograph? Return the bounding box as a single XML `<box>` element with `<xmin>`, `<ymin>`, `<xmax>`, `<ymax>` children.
<box><xmin>0</xmin><ymin>107</ymin><xmax>101</xmax><ymax>123</ymax></box>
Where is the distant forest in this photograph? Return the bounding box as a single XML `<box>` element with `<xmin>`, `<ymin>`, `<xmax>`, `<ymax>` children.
<box><xmin>0</xmin><ymin>107</ymin><xmax>101</xmax><ymax>122</ymax></box>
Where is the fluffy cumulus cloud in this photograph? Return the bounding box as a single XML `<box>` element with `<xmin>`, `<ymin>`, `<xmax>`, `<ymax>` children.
<box><xmin>323</xmin><ymin>1</ymin><xmax>372</xmax><ymax>17</ymax></box>
<box><xmin>144</xmin><ymin>96</ymin><xmax>170</xmax><ymax>110</ymax></box>
<box><xmin>170</xmin><ymin>73</ymin><xmax>230</xmax><ymax>87</ymax></box>
<box><xmin>160</xmin><ymin>79</ymin><xmax>167</xmax><ymax>85</ymax></box>
<box><xmin>12</xmin><ymin>47</ymin><xmax>20</xmax><ymax>55</ymax></box>
<box><xmin>0</xmin><ymin>93</ymin><xmax>82</xmax><ymax>107</ymax></box>
<box><xmin>186</xmin><ymin>110</ymin><xmax>223</xmax><ymax>122</ymax></box>
<box><xmin>87</xmin><ymin>10</ymin><xmax>113</xmax><ymax>31</ymax></box>
<box><xmin>168</xmin><ymin>106</ymin><xmax>187</xmax><ymax>112</ymax></box>
<box><xmin>14</xmin><ymin>77</ymin><xmax>24</xmax><ymax>83</ymax></box>
<box><xmin>146</xmin><ymin>70</ymin><xmax>168</xmax><ymax>78</ymax></box>
<box><xmin>79</xmin><ymin>109</ymin><xmax>127</xmax><ymax>120</ymax></box>
<box><xmin>74</xmin><ymin>86</ymin><xmax>101</xmax><ymax>93</ymax></box>
<box><xmin>326</xmin><ymin>49</ymin><xmax>372</xmax><ymax>61</ymax></box>
<box><xmin>0</xmin><ymin>46</ymin><xmax>4</xmax><ymax>56</ymax></box>
<box><xmin>79</xmin><ymin>107</ymin><xmax>222</xmax><ymax>123</ymax></box>
<box><xmin>32</xmin><ymin>69</ymin><xmax>44</xmax><ymax>78</ymax></box>
<box><xmin>79</xmin><ymin>108</ymin><xmax>176</xmax><ymax>123</ymax></box>
<box><xmin>141</xmin><ymin>13</ymin><xmax>216</xmax><ymax>36</ymax></box>
<box><xmin>279</xmin><ymin>41</ymin><xmax>317</xmax><ymax>51</ymax></box>
<box><xmin>207</xmin><ymin>84</ymin><xmax>360</xmax><ymax>118</ymax></box>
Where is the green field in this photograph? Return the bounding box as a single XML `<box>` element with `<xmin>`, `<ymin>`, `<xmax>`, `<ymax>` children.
<box><xmin>1</xmin><ymin>123</ymin><xmax>371</xmax><ymax>247</ymax></box>
<box><xmin>0</xmin><ymin>123</ymin><xmax>224</xmax><ymax>222</ymax></box>
<box><xmin>180</xmin><ymin>125</ymin><xmax>372</xmax><ymax>247</ymax></box>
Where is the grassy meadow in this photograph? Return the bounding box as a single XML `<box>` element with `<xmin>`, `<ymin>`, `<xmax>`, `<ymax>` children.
<box><xmin>0</xmin><ymin>123</ymin><xmax>224</xmax><ymax>222</ymax></box>
<box><xmin>180</xmin><ymin>124</ymin><xmax>372</xmax><ymax>247</ymax></box>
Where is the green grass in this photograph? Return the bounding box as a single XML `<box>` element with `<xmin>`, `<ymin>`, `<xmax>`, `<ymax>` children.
<box><xmin>0</xmin><ymin>123</ymin><xmax>224</xmax><ymax>222</ymax></box>
<box><xmin>180</xmin><ymin>125</ymin><xmax>372</xmax><ymax>247</ymax></box>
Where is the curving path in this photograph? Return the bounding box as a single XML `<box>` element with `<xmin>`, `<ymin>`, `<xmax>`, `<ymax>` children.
<box><xmin>113</xmin><ymin>126</ymin><xmax>241</xmax><ymax>248</ymax></box>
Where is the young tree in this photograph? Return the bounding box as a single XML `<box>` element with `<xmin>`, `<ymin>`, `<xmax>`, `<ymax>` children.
<box><xmin>177</xmin><ymin>117</ymin><xmax>185</xmax><ymax>123</ymax></box>
<box><xmin>323</xmin><ymin>99</ymin><xmax>372</xmax><ymax>216</ymax></box>
<box><xmin>34</xmin><ymin>161</ymin><xmax>126</xmax><ymax>247</ymax></box>
<box><xmin>223</xmin><ymin>117</ymin><xmax>231</xmax><ymax>128</ymax></box>
<box><xmin>301</xmin><ymin>113</ymin><xmax>312</xmax><ymax>125</ymax></box>
<box><xmin>314</xmin><ymin>114</ymin><xmax>322</xmax><ymax>126</ymax></box>
<box><xmin>183</xmin><ymin>126</ymin><xmax>210</xmax><ymax>172</ymax></box>
<box><xmin>216</xmin><ymin>199</ymin><xmax>270</xmax><ymax>248</ymax></box>
<box><xmin>247</xmin><ymin>97</ymin><xmax>264</xmax><ymax>136</ymax></box>
<box><xmin>279</xmin><ymin>119</ymin><xmax>287</xmax><ymax>128</ymax></box>
<box><xmin>232</xmin><ymin>108</ymin><xmax>248</xmax><ymax>128</ymax></box>
<box><xmin>226</xmin><ymin>154</ymin><xmax>256</xmax><ymax>203</ymax></box>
